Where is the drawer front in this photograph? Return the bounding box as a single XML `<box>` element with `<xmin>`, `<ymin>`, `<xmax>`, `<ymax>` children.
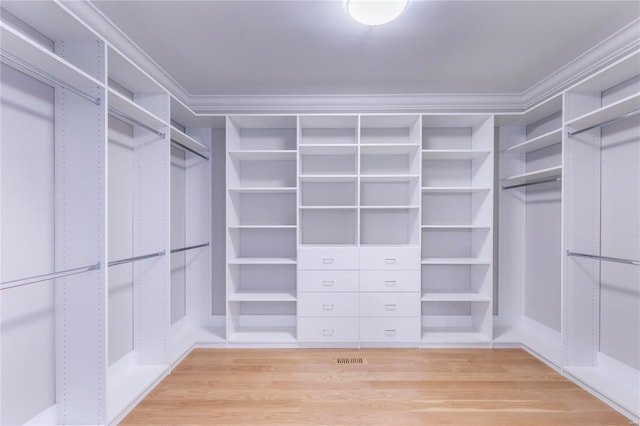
<box><xmin>298</xmin><ymin>247</ymin><xmax>359</xmax><ymax>270</ymax></box>
<box><xmin>360</xmin><ymin>293</ymin><xmax>421</xmax><ymax>317</ymax></box>
<box><xmin>359</xmin><ymin>317</ymin><xmax>421</xmax><ymax>342</ymax></box>
<box><xmin>298</xmin><ymin>317</ymin><xmax>359</xmax><ymax>342</ymax></box>
<box><xmin>360</xmin><ymin>270</ymin><xmax>420</xmax><ymax>292</ymax></box>
<box><xmin>298</xmin><ymin>270</ymin><xmax>359</xmax><ymax>292</ymax></box>
<box><xmin>298</xmin><ymin>292</ymin><xmax>359</xmax><ymax>317</ymax></box>
<box><xmin>359</xmin><ymin>247</ymin><xmax>420</xmax><ymax>270</ymax></box>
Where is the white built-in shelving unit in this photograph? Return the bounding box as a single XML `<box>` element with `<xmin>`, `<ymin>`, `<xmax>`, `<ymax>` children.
<box><xmin>226</xmin><ymin>115</ymin><xmax>298</xmax><ymax>344</ymax></box>
<box><xmin>420</xmin><ymin>115</ymin><xmax>494</xmax><ymax>346</ymax></box>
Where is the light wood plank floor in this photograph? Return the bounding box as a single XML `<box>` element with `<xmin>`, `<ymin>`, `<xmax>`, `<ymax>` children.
<box><xmin>122</xmin><ymin>348</ymin><xmax>634</xmax><ymax>425</ymax></box>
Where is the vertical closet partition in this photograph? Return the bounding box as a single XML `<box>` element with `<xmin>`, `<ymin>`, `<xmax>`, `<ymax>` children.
<box><xmin>0</xmin><ymin>1</ymin><xmax>106</xmax><ymax>425</ymax></box>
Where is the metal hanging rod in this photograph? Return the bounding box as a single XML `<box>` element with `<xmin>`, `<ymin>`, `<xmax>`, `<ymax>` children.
<box><xmin>108</xmin><ymin>107</ymin><xmax>166</xmax><ymax>138</ymax></box>
<box><xmin>0</xmin><ymin>49</ymin><xmax>101</xmax><ymax>105</ymax></box>
<box><xmin>171</xmin><ymin>140</ymin><xmax>209</xmax><ymax>161</ymax></box>
<box><xmin>567</xmin><ymin>109</ymin><xmax>640</xmax><ymax>137</ymax></box>
<box><xmin>108</xmin><ymin>250</ymin><xmax>165</xmax><ymax>267</ymax></box>
<box><xmin>0</xmin><ymin>262</ymin><xmax>101</xmax><ymax>291</ymax></box>
<box><xmin>502</xmin><ymin>177</ymin><xmax>561</xmax><ymax>191</ymax></box>
<box><xmin>170</xmin><ymin>242</ymin><xmax>209</xmax><ymax>254</ymax></box>
<box><xmin>567</xmin><ymin>250</ymin><xmax>640</xmax><ymax>266</ymax></box>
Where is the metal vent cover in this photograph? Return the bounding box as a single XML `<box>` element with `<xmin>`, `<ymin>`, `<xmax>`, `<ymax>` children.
<box><xmin>336</xmin><ymin>357</ymin><xmax>366</xmax><ymax>364</ymax></box>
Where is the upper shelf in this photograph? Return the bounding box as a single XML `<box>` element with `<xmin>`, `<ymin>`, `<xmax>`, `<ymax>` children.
<box><xmin>0</xmin><ymin>22</ymin><xmax>104</xmax><ymax>95</ymax></box>
<box><xmin>502</xmin><ymin>166</ymin><xmax>562</xmax><ymax>186</ymax></box>
<box><xmin>565</xmin><ymin>93</ymin><xmax>640</xmax><ymax>136</ymax></box>
<box><xmin>505</xmin><ymin>128</ymin><xmax>562</xmax><ymax>154</ymax></box>
<box><xmin>170</xmin><ymin>126</ymin><xmax>209</xmax><ymax>158</ymax></box>
<box><xmin>422</xmin><ymin>150</ymin><xmax>491</xmax><ymax>160</ymax></box>
<box><xmin>228</xmin><ymin>150</ymin><xmax>297</xmax><ymax>161</ymax></box>
<box><xmin>108</xmin><ymin>88</ymin><xmax>168</xmax><ymax>134</ymax></box>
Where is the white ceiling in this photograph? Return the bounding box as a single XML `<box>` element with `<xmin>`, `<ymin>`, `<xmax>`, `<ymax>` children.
<box><xmin>91</xmin><ymin>0</ymin><xmax>639</xmax><ymax>97</ymax></box>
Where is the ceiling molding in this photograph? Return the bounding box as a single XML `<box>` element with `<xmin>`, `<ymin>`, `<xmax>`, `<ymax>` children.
<box><xmin>73</xmin><ymin>1</ymin><xmax>639</xmax><ymax>115</ymax></box>
<box><xmin>522</xmin><ymin>18</ymin><xmax>640</xmax><ymax>109</ymax></box>
<box><xmin>61</xmin><ymin>0</ymin><xmax>191</xmax><ymax>103</ymax></box>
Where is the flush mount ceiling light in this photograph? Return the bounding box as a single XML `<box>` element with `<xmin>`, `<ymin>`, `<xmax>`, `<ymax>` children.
<box><xmin>346</xmin><ymin>0</ymin><xmax>408</xmax><ymax>26</ymax></box>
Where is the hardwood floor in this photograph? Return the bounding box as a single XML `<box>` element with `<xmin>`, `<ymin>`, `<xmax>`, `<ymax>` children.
<box><xmin>121</xmin><ymin>348</ymin><xmax>633</xmax><ymax>425</ymax></box>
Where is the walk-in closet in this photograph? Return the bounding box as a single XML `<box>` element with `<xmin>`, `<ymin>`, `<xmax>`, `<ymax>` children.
<box><xmin>0</xmin><ymin>1</ymin><xmax>638</xmax><ymax>424</ymax></box>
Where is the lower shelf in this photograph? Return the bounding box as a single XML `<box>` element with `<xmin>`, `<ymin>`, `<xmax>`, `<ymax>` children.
<box><xmin>421</xmin><ymin>329</ymin><xmax>491</xmax><ymax>345</ymax></box>
<box><xmin>227</xmin><ymin>326</ymin><xmax>297</xmax><ymax>343</ymax></box>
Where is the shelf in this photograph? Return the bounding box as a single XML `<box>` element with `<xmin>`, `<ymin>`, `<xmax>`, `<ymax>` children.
<box><xmin>299</xmin><ymin>175</ymin><xmax>357</xmax><ymax>182</ymax></box>
<box><xmin>566</xmin><ymin>93</ymin><xmax>640</xmax><ymax>135</ymax></box>
<box><xmin>421</xmin><ymin>330</ymin><xmax>490</xmax><ymax>344</ymax></box>
<box><xmin>360</xmin><ymin>175</ymin><xmax>420</xmax><ymax>183</ymax></box>
<box><xmin>421</xmin><ymin>150</ymin><xmax>491</xmax><ymax>160</ymax></box>
<box><xmin>228</xmin><ymin>150</ymin><xmax>297</xmax><ymax>161</ymax></box>
<box><xmin>361</xmin><ymin>206</ymin><xmax>419</xmax><ymax>210</ymax></box>
<box><xmin>228</xmin><ymin>225</ymin><xmax>296</xmax><ymax>229</ymax></box>
<box><xmin>360</xmin><ymin>144</ymin><xmax>420</xmax><ymax>154</ymax></box>
<box><xmin>0</xmin><ymin>22</ymin><xmax>105</xmax><ymax>94</ymax></box>
<box><xmin>170</xmin><ymin>126</ymin><xmax>209</xmax><ymax>157</ymax></box>
<box><xmin>108</xmin><ymin>88</ymin><xmax>168</xmax><ymax>133</ymax></box>
<box><xmin>568</xmin><ymin>51</ymin><xmax>640</xmax><ymax>93</ymax></box>
<box><xmin>421</xmin><ymin>258</ymin><xmax>491</xmax><ymax>265</ymax></box>
<box><xmin>107</xmin><ymin>361</ymin><xmax>166</xmax><ymax>422</ymax></box>
<box><xmin>228</xmin><ymin>187</ymin><xmax>297</xmax><ymax>194</ymax></box>
<box><xmin>228</xmin><ymin>292</ymin><xmax>296</xmax><ymax>302</ymax></box>
<box><xmin>299</xmin><ymin>205</ymin><xmax>357</xmax><ymax>210</ymax></box>
<box><xmin>502</xmin><ymin>166</ymin><xmax>562</xmax><ymax>186</ymax></box>
<box><xmin>228</xmin><ymin>257</ymin><xmax>297</xmax><ymax>265</ymax></box>
<box><xmin>227</xmin><ymin>326</ymin><xmax>297</xmax><ymax>344</ymax></box>
<box><xmin>421</xmin><ymin>187</ymin><xmax>491</xmax><ymax>193</ymax></box>
<box><xmin>505</xmin><ymin>128</ymin><xmax>562</xmax><ymax>154</ymax></box>
<box><xmin>169</xmin><ymin>326</ymin><xmax>226</xmax><ymax>365</ymax></box>
<box><xmin>299</xmin><ymin>145</ymin><xmax>357</xmax><ymax>155</ymax></box>
<box><xmin>421</xmin><ymin>293</ymin><xmax>491</xmax><ymax>302</ymax></box>
<box><xmin>421</xmin><ymin>225</ymin><xmax>491</xmax><ymax>230</ymax></box>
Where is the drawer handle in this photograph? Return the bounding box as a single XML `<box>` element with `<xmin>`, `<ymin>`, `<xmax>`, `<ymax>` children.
<box><xmin>322</xmin><ymin>258</ymin><xmax>334</xmax><ymax>264</ymax></box>
<box><xmin>322</xmin><ymin>280</ymin><xmax>334</xmax><ymax>287</ymax></box>
<box><xmin>385</xmin><ymin>329</ymin><xmax>397</xmax><ymax>336</ymax></box>
<box><xmin>322</xmin><ymin>329</ymin><xmax>334</xmax><ymax>336</ymax></box>
<box><xmin>385</xmin><ymin>304</ymin><xmax>397</xmax><ymax>311</ymax></box>
<box><xmin>385</xmin><ymin>258</ymin><xmax>396</xmax><ymax>264</ymax></box>
<box><xmin>322</xmin><ymin>304</ymin><xmax>334</xmax><ymax>311</ymax></box>
<box><xmin>384</xmin><ymin>280</ymin><xmax>397</xmax><ymax>287</ymax></box>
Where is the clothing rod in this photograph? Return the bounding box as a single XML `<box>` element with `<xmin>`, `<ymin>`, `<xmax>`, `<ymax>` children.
<box><xmin>0</xmin><ymin>262</ymin><xmax>101</xmax><ymax>291</ymax></box>
<box><xmin>171</xmin><ymin>140</ymin><xmax>209</xmax><ymax>161</ymax></box>
<box><xmin>0</xmin><ymin>49</ymin><xmax>101</xmax><ymax>105</ymax></box>
<box><xmin>170</xmin><ymin>242</ymin><xmax>209</xmax><ymax>254</ymax></box>
<box><xmin>567</xmin><ymin>250</ymin><xmax>640</xmax><ymax>266</ymax></box>
<box><xmin>108</xmin><ymin>250</ymin><xmax>166</xmax><ymax>267</ymax></box>
<box><xmin>502</xmin><ymin>177</ymin><xmax>561</xmax><ymax>190</ymax></box>
<box><xmin>567</xmin><ymin>109</ymin><xmax>640</xmax><ymax>137</ymax></box>
<box><xmin>108</xmin><ymin>107</ymin><xmax>166</xmax><ymax>138</ymax></box>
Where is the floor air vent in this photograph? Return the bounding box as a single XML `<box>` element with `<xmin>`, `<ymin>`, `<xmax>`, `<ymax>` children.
<box><xmin>336</xmin><ymin>357</ymin><xmax>366</xmax><ymax>364</ymax></box>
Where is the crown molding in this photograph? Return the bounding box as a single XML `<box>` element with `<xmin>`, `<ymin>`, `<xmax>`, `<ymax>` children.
<box><xmin>71</xmin><ymin>1</ymin><xmax>639</xmax><ymax>115</ymax></box>
<box><xmin>522</xmin><ymin>18</ymin><xmax>640</xmax><ymax>109</ymax></box>
<box><xmin>61</xmin><ymin>0</ymin><xmax>191</xmax><ymax>103</ymax></box>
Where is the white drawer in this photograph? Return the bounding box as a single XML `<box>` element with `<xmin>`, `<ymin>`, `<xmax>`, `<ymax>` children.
<box><xmin>298</xmin><ymin>247</ymin><xmax>359</xmax><ymax>270</ymax></box>
<box><xmin>360</xmin><ymin>270</ymin><xmax>420</xmax><ymax>292</ymax></box>
<box><xmin>298</xmin><ymin>270</ymin><xmax>359</xmax><ymax>292</ymax></box>
<box><xmin>359</xmin><ymin>247</ymin><xmax>420</xmax><ymax>270</ymax></box>
<box><xmin>359</xmin><ymin>317</ymin><xmax>421</xmax><ymax>342</ymax></box>
<box><xmin>360</xmin><ymin>293</ymin><xmax>421</xmax><ymax>317</ymax></box>
<box><xmin>298</xmin><ymin>292</ymin><xmax>359</xmax><ymax>317</ymax></box>
<box><xmin>298</xmin><ymin>317</ymin><xmax>359</xmax><ymax>342</ymax></box>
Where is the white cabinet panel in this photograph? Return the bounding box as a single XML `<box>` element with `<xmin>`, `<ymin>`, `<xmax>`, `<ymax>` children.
<box><xmin>298</xmin><ymin>317</ymin><xmax>359</xmax><ymax>342</ymax></box>
<box><xmin>359</xmin><ymin>318</ymin><xmax>421</xmax><ymax>342</ymax></box>
<box><xmin>298</xmin><ymin>293</ymin><xmax>359</xmax><ymax>317</ymax></box>
<box><xmin>359</xmin><ymin>247</ymin><xmax>420</xmax><ymax>270</ymax></box>
<box><xmin>298</xmin><ymin>247</ymin><xmax>359</xmax><ymax>270</ymax></box>
<box><xmin>298</xmin><ymin>270</ymin><xmax>359</xmax><ymax>292</ymax></box>
<box><xmin>360</xmin><ymin>270</ymin><xmax>420</xmax><ymax>292</ymax></box>
<box><xmin>360</xmin><ymin>293</ymin><xmax>420</xmax><ymax>317</ymax></box>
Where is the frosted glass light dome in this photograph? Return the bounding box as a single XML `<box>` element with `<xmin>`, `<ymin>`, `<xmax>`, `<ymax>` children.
<box><xmin>346</xmin><ymin>0</ymin><xmax>408</xmax><ymax>26</ymax></box>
